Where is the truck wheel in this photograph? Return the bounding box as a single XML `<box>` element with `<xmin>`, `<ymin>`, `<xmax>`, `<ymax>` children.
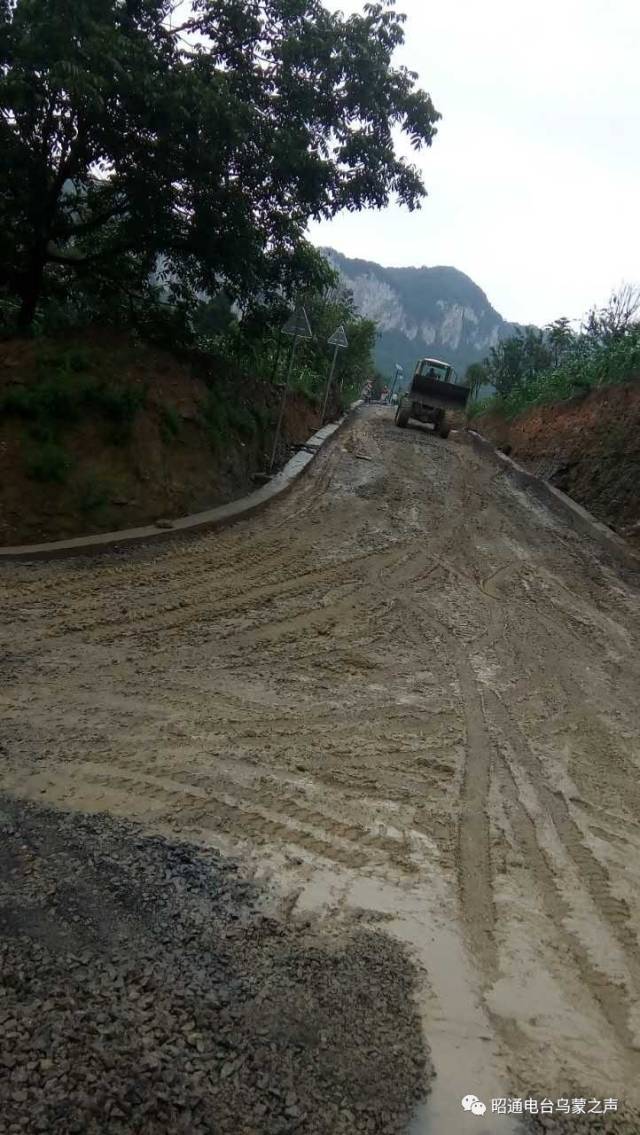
<box><xmin>395</xmin><ymin>404</ymin><xmax>410</xmax><ymax>428</ymax></box>
<box><xmin>438</xmin><ymin>414</ymin><xmax>450</xmax><ymax>439</ymax></box>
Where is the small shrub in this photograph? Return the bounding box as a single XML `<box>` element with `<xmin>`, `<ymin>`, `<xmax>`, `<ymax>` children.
<box><xmin>92</xmin><ymin>382</ymin><xmax>148</xmax><ymax>443</ymax></box>
<box><xmin>64</xmin><ymin>347</ymin><xmax>92</xmax><ymax>373</ymax></box>
<box><xmin>27</xmin><ymin>419</ymin><xmax>58</xmax><ymax>443</ymax></box>
<box><xmin>34</xmin><ymin>377</ymin><xmax>84</xmax><ymax>423</ymax></box>
<box><xmin>1</xmin><ymin>353</ymin><xmax>146</xmax><ymax>444</ymax></box>
<box><xmin>200</xmin><ymin>392</ymin><xmax>264</xmax><ymax>451</ymax></box>
<box><xmin>0</xmin><ymin>385</ymin><xmax>36</xmax><ymax>417</ymax></box>
<box><xmin>290</xmin><ymin>365</ymin><xmax>321</xmax><ymax>403</ymax></box>
<box><xmin>226</xmin><ymin>401</ymin><xmax>257</xmax><ymax>438</ymax></box>
<box><xmin>90</xmin><ymin>382</ymin><xmax>147</xmax><ymax>423</ymax></box>
<box><xmin>25</xmin><ymin>442</ymin><xmax>72</xmax><ymax>483</ymax></box>
<box><xmin>159</xmin><ymin>403</ymin><xmax>181</xmax><ymax>444</ymax></box>
<box><xmin>251</xmin><ymin>404</ymin><xmax>273</xmax><ymax>433</ymax></box>
<box><xmin>200</xmin><ymin>391</ymin><xmax>230</xmax><ymax>453</ymax></box>
<box><xmin>466</xmin><ymin>396</ymin><xmax>498</xmax><ymax>420</ymax></box>
<box><xmin>77</xmin><ymin>474</ymin><xmax>109</xmax><ymax>513</ymax></box>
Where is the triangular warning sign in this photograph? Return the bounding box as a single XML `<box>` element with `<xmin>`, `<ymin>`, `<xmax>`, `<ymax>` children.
<box><xmin>283</xmin><ymin>306</ymin><xmax>312</xmax><ymax>339</ymax></box>
<box><xmin>327</xmin><ymin>324</ymin><xmax>349</xmax><ymax>349</ymax></box>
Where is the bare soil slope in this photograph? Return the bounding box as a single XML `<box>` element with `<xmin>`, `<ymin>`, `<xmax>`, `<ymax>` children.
<box><xmin>0</xmin><ymin>331</ymin><xmax>328</xmax><ymax>546</ymax></box>
<box><xmin>473</xmin><ymin>382</ymin><xmax>640</xmax><ymax>544</ymax></box>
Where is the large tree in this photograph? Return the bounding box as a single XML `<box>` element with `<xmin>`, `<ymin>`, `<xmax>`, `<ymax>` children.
<box><xmin>583</xmin><ymin>283</ymin><xmax>640</xmax><ymax>346</ymax></box>
<box><xmin>544</xmin><ymin>316</ymin><xmax>575</xmax><ymax>367</ymax></box>
<box><xmin>0</xmin><ymin>0</ymin><xmax>440</xmax><ymax>329</ymax></box>
<box><xmin>482</xmin><ymin>327</ymin><xmax>552</xmax><ymax>396</ymax></box>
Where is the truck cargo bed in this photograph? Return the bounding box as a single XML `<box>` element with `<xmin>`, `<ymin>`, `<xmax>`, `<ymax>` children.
<box><xmin>410</xmin><ymin>374</ymin><xmax>470</xmax><ymax>409</ymax></box>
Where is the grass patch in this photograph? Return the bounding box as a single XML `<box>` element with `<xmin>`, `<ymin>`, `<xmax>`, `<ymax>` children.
<box><xmin>200</xmin><ymin>392</ymin><xmax>228</xmax><ymax>452</ymax></box>
<box><xmin>200</xmin><ymin>390</ymin><xmax>261</xmax><ymax>452</ymax></box>
<box><xmin>35</xmin><ymin>345</ymin><xmax>93</xmax><ymax>379</ymax></box>
<box><xmin>159</xmin><ymin>403</ymin><xmax>181</xmax><ymax>444</ymax></box>
<box><xmin>466</xmin><ymin>396</ymin><xmax>498</xmax><ymax>420</ymax></box>
<box><xmin>25</xmin><ymin>442</ymin><xmax>73</xmax><ymax>483</ymax></box>
<box><xmin>76</xmin><ymin>474</ymin><xmax>110</xmax><ymax>513</ymax></box>
<box><xmin>92</xmin><ymin>384</ymin><xmax>147</xmax><ymax>443</ymax></box>
<box><xmin>250</xmin><ymin>404</ymin><xmax>273</xmax><ymax>433</ymax></box>
<box><xmin>290</xmin><ymin>365</ymin><xmax>322</xmax><ymax>404</ymax></box>
<box><xmin>226</xmin><ymin>401</ymin><xmax>257</xmax><ymax>438</ymax></box>
<box><xmin>1</xmin><ymin>343</ymin><xmax>147</xmax><ymax>444</ymax></box>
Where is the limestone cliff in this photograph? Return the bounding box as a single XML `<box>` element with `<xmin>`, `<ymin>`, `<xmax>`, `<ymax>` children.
<box><xmin>323</xmin><ymin>248</ymin><xmax>518</xmax><ymax>384</ymax></box>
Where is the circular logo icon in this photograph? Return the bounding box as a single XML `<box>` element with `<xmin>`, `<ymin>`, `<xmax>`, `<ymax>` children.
<box><xmin>462</xmin><ymin>1095</ymin><xmax>479</xmax><ymax>1112</ymax></box>
<box><xmin>461</xmin><ymin>1094</ymin><xmax>487</xmax><ymax>1117</ymax></box>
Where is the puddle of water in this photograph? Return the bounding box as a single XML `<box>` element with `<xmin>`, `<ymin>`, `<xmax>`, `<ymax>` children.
<box><xmin>296</xmin><ymin>867</ymin><xmax>523</xmax><ymax>1135</ymax></box>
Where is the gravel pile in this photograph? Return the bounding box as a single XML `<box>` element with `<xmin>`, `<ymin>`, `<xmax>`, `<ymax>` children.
<box><xmin>0</xmin><ymin>797</ymin><xmax>430</xmax><ymax>1135</ymax></box>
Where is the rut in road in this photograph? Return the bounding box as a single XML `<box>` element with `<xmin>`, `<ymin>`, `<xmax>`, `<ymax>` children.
<box><xmin>2</xmin><ymin>406</ymin><xmax>640</xmax><ymax>1112</ymax></box>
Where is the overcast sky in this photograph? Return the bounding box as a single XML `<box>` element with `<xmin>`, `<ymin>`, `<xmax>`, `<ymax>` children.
<box><xmin>308</xmin><ymin>0</ymin><xmax>640</xmax><ymax>327</ymax></box>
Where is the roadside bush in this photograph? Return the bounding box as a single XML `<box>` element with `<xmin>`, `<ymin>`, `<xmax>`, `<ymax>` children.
<box><xmin>250</xmin><ymin>404</ymin><xmax>274</xmax><ymax>433</ymax></box>
<box><xmin>226</xmin><ymin>401</ymin><xmax>257</xmax><ymax>438</ymax></box>
<box><xmin>1</xmin><ymin>339</ymin><xmax>147</xmax><ymax>444</ymax></box>
<box><xmin>474</xmin><ymin>324</ymin><xmax>640</xmax><ymax>423</ymax></box>
<box><xmin>466</xmin><ymin>397</ymin><xmax>496</xmax><ymax>420</ymax></box>
<box><xmin>159</xmin><ymin>403</ymin><xmax>180</xmax><ymax>444</ymax></box>
<box><xmin>89</xmin><ymin>383</ymin><xmax>147</xmax><ymax>427</ymax></box>
<box><xmin>77</xmin><ymin>474</ymin><xmax>110</xmax><ymax>513</ymax></box>
<box><xmin>290</xmin><ymin>364</ymin><xmax>322</xmax><ymax>404</ymax></box>
<box><xmin>25</xmin><ymin>441</ymin><xmax>72</xmax><ymax>483</ymax></box>
<box><xmin>200</xmin><ymin>391</ymin><xmax>263</xmax><ymax>452</ymax></box>
<box><xmin>200</xmin><ymin>392</ymin><xmax>228</xmax><ymax>452</ymax></box>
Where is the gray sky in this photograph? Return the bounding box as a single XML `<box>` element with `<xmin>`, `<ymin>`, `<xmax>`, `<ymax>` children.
<box><xmin>308</xmin><ymin>0</ymin><xmax>640</xmax><ymax>327</ymax></box>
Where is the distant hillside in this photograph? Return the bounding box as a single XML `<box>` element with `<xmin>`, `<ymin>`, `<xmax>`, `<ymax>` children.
<box><xmin>323</xmin><ymin>248</ymin><xmax>518</xmax><ymax>387</ymax></box>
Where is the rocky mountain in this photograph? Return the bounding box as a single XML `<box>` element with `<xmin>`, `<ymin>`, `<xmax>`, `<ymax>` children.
<box><xmin>322</xmin><ymin>248</ymin><xmax>518</xmax><ymax>387</ymax></box>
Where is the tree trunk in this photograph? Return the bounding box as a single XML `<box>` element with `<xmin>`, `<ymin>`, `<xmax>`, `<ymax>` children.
<box><xmin>270</xmin><ymin>332</ymin><xmax>283</xmax><ymax>383</ymax></box>
<box><xmin>17</xmin><ymin>253</ymin><xmax>47</xmax><ymax>332</ymax></box>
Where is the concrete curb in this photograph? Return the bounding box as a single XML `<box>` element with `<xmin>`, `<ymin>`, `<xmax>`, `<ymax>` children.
<box><xmin>463</xmin><ymin>428</ymin><xmax>640</xmax><ymax>571</ymax></box>
<box><xmin>0</xmin><ymin>402</ymin><xmax>363</xmax><ymax>563</ymax></box>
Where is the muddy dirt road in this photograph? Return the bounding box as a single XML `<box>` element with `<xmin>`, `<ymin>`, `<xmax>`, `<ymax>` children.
<box><xmin>2</xmin><ymin>406</ymin><xmax>640</xmax><ymax>1132</ymax></box>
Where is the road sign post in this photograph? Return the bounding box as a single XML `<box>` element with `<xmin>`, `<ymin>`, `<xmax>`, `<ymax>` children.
<box><xmin>321</xmin><ymin>324</ymin><xmax>349</xmax><ymax>425</ymax></box>
<box><xmin>389</xmin><ymin>364</ymin><xmax>403</xmax><ymax>402</ymax></box>
<box><xmin>269</xmin><ymin>306</ymin><xmax>312</xmax><ymax>474</ymax></box>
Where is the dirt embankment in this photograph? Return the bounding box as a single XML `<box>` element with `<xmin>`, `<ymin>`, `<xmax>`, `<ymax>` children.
<box><xmin>472</xmin><ymin>382</ymin><xmax>640</xmax><ymax>544</ymax></box>
<box><xmin>0</xmin><ymin>330</ymin><xmax>334</xmax><ymax>546</ymax></box>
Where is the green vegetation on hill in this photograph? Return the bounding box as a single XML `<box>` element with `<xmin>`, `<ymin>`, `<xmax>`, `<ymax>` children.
<box><xmin>467</xmin><ymin>286</ymin><xmax>640</xmax><ymax>420</ymax></box>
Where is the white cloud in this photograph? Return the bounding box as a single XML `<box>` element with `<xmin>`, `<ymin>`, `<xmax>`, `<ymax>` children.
<box><xmin>308</xmin><ymin>0</ymin><xmax>640</xmax><ymax>325</ymax></box>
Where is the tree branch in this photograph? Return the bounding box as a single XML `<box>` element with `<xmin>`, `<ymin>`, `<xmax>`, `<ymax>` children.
<box><xmin>66</xmin><ymin>201</ymin><xmax>128</xmax><ymax>236</ymax></box>
<box><xmin>45</xmin><ymin>242</ymin><xmax>131</xmax><ymax>267</ymax></box>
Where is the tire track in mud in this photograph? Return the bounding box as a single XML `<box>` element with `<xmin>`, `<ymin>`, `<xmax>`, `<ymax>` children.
<box><xmin>16</xmin><ymin>758</ymin><xmax>416</xmax><ymax>876</ymax></box>
<box><xmin>453</xmin><ymin>539</ymin><xmax>640</xmax><ymax>1061</ymax></box>
<box><xmin>0</xmin><ymin>448</ymin><xmax>346</xmax><ymax>631</ymax></box>
<box><xmin>454</xmin><ymin>650</ymin><xmax>499</xmax><ymax>982</ymax></box>
<box><xmin>411</xmin><ymin>457</ymin><xmax>538</xmax><ymax>1005</ymax></box>
<box><xmin>43</xmin><ymin>540</ymin><xmax>413</xmax><ymax>647</ymax></box>
<box><xmin>496</xmin><ymin>743</ymin><xmax>639</xmax><ymax>1066</ymax></box>
<box><xmin>485</xmin><ymin>687</ymin><xmax>640</xmax><ymax>983</ymax></box>
<box><xmin>394</xmin><ymin>447</ymin><xmax>509</xmax><ymax>989</ymax></box>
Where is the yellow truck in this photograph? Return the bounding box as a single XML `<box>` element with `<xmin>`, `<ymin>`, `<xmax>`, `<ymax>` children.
<box><xmin>394</xmin><ymin>358</ymin><xmax>470</xmax><ymax>439</ymax></box>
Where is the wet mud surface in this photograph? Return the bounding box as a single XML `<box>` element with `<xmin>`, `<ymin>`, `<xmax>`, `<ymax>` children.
<box><xmin>1</xmin><ymin>406</ymin><xmax>640</xmax><ymax>1132</ymax></box>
